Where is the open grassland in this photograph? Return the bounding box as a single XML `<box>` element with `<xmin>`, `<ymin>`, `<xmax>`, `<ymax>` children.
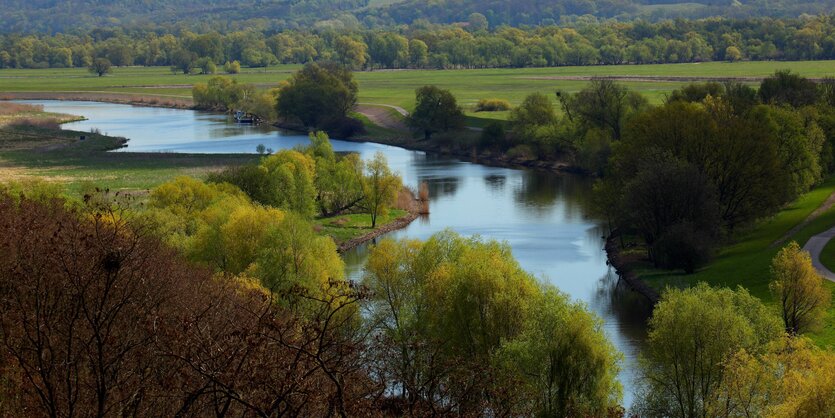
<box><xmin>0</xmin><ymin>124</ymin><xmax>257</xmax><ymax>194</ymax></box>
<box><xmin>639</xmin><ymin>176</ymin><xmax>835</xmax><ymax>348</ymax></box>
<box><xmin>3</xmin><ymin>60</ymin><xmax>835</xmax><ymax>126</ymax></box>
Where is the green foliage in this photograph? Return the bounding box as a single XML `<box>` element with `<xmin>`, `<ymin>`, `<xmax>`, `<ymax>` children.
<box><xmin>759</xmin><ymin>69</ymin><xmax>819</xmax><ymax>107</ymax></box>
<box><xmin>408</xmin><ymin>85</ymin><xmax>465</xmax><ymax>140</ymax></box>
<box><xmin>275</xmin><ymin>62</ymin><xmax>359</xmax><ymax>133</ymax></box>
<box><xmin>363</xmin><ymin>231</ymin><xmax>621</xmax><ymax>416</ymax></box>
<box><xmin>362</xmin><ymin>152</ymin><xmax>401</xmax><ymax>228</ymax></box>
<box><xmin>223</xmin><ymin>60</ymin><xmax>241</xmax><ymax>74</ymax></box>
<box><xmin>146</xmin><ymin>176</ymin><xmax>341</xmax><ymax>302</ymax></box>
<box><xmin>770</xmin><ymin>241</ymin><xmax>832</xmax><ymax>335</ymax></box>
<box><xmin>192</xmin><ymin>76</ymin><xmax>254</xmax><ymax>111</ymax></box>
<box><xmin>636</xmin><ymin>283</ymin><xmax>783</xmax><ymax>418</ymax></box>
<box><xmin>260</xmin><ymin>150</ymin><xmax>318</xmax><ymax>218</ymax></box>
<box><xmin>475</xmin><ymin>98</ymin><xmax>511</xmax><ymax>112</ymax></box>
<box><xmin>88</xmin><ymin>57</ymin><xmax>111</xmax><ymax>76</ymax></box>
<box><xmin>194</xmin><ymin>57</ymin><xmax>216</xmax><ymax>74</ymax></box>
<box><xmin>511</xmin><ymin>92</ymin><xmax>557</xmax><ymax>131</ymax></box>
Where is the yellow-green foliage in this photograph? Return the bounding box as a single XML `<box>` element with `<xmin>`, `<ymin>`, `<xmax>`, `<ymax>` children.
<box><xmin>770</xmin><ymin>241</ymin><xmax>832</xmax><ymax>334</ymax></box>
<box><xmin>714</xmin><ymin>336</ymin><xmax>835</xmax><ymax>417</ymax></box>
<box><xmin>637</xmin><ymin>283</ymin><xmax>784</xmax><ymax>417</ymax></box>
<box><xmin>261</xmin><ymin>150</ymin><xmax>318</xmax><ymax>218</ymax></box>
<box><xmin>146</xmin><ymin>176</ymin><xmax>342</xmax><ymax>302</ymax></box>
<box><xmin>475</xmin><ymin>98</ymin><xmax>512</xmax><ymax>112</ymax></box>
<box><xmin>363</xmin><ymin>231</ymin><xmax>622</xmax><ymax>416</ymax></box>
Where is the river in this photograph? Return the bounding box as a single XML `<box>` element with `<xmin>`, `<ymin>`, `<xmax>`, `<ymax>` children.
<box><xmin>23</xmin><ymin>100</ymin><xmax>652</xmax><ymax>407</ymax></box>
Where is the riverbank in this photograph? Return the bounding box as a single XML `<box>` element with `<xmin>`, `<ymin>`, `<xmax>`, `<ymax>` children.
<box><xmin>605</xmin><ymin>232</ymin><xmax>660</xmax><ymax>304</ymax></box>
<box><xmin>627</xmin><ymin>177</ymin><xmax>835</xmax><ymax>347</ymax></box>
<box><xmin>0</xmin><ymin>122</ymin><xmax>257</xmax><ymax>192</ymax></box>
<box><xmin>0</xmin><ymin>91</ymin><xmax>193</xmax><ymax>109</ymax></box>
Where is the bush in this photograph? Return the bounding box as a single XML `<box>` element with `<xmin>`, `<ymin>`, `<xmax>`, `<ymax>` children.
<box><xmin>479</xmin><ymin>121</ymin><xmax>507</xmax><ymax>150</ymax></box>
<box><xmin>505</xmin><ymin>144</ymin><xmax>535</xmax><ymax>160</ymax></box>
<box><xmin>326</xmin><ymin>116</ymin><xmax>366</xmax><ymax>138</ymax></box>
<box><xmin>223</xmin><ymin>60</ymin><xmax>241</xmax><ymax>74</ymax></box>
<box><xmin>475</xmin><ymin>98</ymin><xmax>512</xmax><ymax>112</ymax></box>
<box><xmin>652</xmin><ymin>222</ymin><xmax>714</xmax><ymax>274</ymax></box>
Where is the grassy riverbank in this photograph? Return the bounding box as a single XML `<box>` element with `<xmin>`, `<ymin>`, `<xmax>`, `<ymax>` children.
<box><xmin>3</xmin><ymin>60</ymin><xmax>835</xmax><ymax>127</ymax></box>
<box><xmin>636</xmin><ymin>177</ymin><xmax>835</xmax><ymax>347</ymax></box>
<box><xmin>314</xmin><ymin>209</ymin><xmax>408</xmax><ymax>244</ymax></box>
<box><xmin>0</xmin><ymin>124</ymin><xmax>258</xmax><ymax>193</ymax></box>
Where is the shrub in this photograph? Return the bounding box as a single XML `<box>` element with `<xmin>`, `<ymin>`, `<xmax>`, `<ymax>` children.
<box><xmin>475</xmin><ymin>98</ymin><xmax>512</xmax><ymax>112</ymax></box>
<box><xmin>480</xmin><ymin>121</ymin><xmax>507</xmax><ymax>150</ymax></box>
<box><xmin>652</xmin><ymin>222</ymin><xmax>714</xmax><ymax>274</ymax></box>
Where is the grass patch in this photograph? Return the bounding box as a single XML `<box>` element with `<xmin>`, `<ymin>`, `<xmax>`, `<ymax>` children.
<box><xmin>3</xmin><ymin>61</ymin><xmax>835</xmax><ymax>128</ymax></box>
<box><xmin>638</xmin><ymin>176</ymin><xmax>835</xmax><ymax>347</ymax></box>
<box><xmin>0</xmin><ymin>124</ymin><xmax>257</xmax><ymax>194</ymax></box>
<box><xmin>313</xmin><ymin>209</ymin><xmax>408</xmax><ymax>244</ymax></box>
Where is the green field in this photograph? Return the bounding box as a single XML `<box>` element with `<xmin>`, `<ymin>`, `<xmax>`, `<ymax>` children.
<box><xmin>639</xmin><ymin>177</ymin><xmax>835</xmax><ymax>347</ymax></box>
<box><xmin>0</xmin><ymin>124</ymin><xmax>258</xmax><ymax>194</ymax></box>
<box><xmin>2</xmin><ymin>60</ymin><xmax>835</xmax><ymax>126</ymax></box>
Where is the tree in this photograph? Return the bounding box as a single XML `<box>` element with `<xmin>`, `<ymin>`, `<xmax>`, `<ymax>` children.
<box><xmin>408</xmin><ymin>39</ymin><xmax>429</xmax><ymax>68</ymax></box>
<box><xmin>759</xmin><ymin>70</ymin><xmax>819</xmax><ymax>108</ymax></box>
<box><xmin>621</xmin><ymin>153</ymin><xmax>720</xmax><ymax>266</ymax></box>
<box><xmin>195</xmin><ymin>57</ymin><xmax>216</xmax><ymax>74</ymax></box>
<box><xmin>363</xmin><ymin>231</ymin><xmax>622</xmax><ymax>416</ymax></box>
<box><xmin>334</xmin><ymin>35</ymin><xmax>368</xmax><ymax>69</ymax></box>
<box><xmin>88</xmin><ymin>57</ymin><xmax>111</xmax><ymax>76</ymax></box>
<box><xmin>725</xmin><ymin>46</ymin><xmax>743</xmax><ymax>62</ymax></box>
<box><xmin>636</xmin><ymin>283</ymin><xmax>783</xmax><ymax>418</ymax></box>
<box><xmin>363</xmin><ymin>152</ymin><xmax>401</xmax><ymax>228</ymax></box>
<box><xmin>770</xmin><ymin>241</ymin><xmax>832</xmax><ymax>335</ymax></box>
<box><xmin>511</xmin><ymin>92</ymin><xmax>557</xmax><ymax>133</ymax></box>
<box><xmin>223</xmin><ymin>60</ymin><xmax>241</xmax><ymax>74</ymax></box>
<box><xmin>714</xmin><ymin>336</ymin><xmax>835</xmax><ymax>418</ymax></box>
<box><xmin>275</xmin><ymin>62</ymin><xmax>359</xmax><ymax>132</ymax></box>
<box><xmin>260</xmin><ymin>150</ymin><xmax>318</xmax><ymax>217</ymax></box>
<box><xmin>305</xmin><ymin>132</ymin><xmax>366</xmax><ymax>217</ymax></box>
<box><xmin>467</xmin><ymin>12</ymin><xmax>489</xmax><ymax>32</ymax></box>
<box><xmin>560</xmin><ymin>79</ymin><xmax>647</xmax><ymax>141</ymax></box>
<box><xmin>408</xmin><ymin>85</ymin><xmax>465</xmax><ymax>140</ymax></box>
<box><xmin>495</xmin><ymin>288</ymin><xmax>622</xmax><ymax>417</ymax></box>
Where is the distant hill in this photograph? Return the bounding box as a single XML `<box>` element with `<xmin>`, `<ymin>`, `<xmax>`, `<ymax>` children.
<box><xmin>3</xmin><ymin>0</ymin><xmax>835</xmax><ymax>33</ymax></box>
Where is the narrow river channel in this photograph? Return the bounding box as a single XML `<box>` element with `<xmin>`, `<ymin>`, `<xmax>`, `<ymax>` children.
<box><xmin>24</xmin><ymin>100</ymin><xmax>652</xmax><ymax>407</ymax></box>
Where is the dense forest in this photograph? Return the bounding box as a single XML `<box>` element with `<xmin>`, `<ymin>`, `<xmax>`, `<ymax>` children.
<box><xmin>6</xmin><ymin>15</ymin><xmax>835</xmax><ymax>70</ymax></box>
<box><xmin>3</xmin><ymin>0</ymin><xmax>835</xmax><ymax>33</ymax></box>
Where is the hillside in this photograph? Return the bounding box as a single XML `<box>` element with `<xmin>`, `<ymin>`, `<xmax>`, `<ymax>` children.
<box><xmin>3</xmin><ymin>0</ymin><xmax>835</xmax><ymax>33</ymax></box>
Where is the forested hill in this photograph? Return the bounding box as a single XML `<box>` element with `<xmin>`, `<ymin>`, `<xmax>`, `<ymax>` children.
<box><xmin>4</xmin><ymin>0</ymin><xmax>835</xmax><ymax>33</ymax></box>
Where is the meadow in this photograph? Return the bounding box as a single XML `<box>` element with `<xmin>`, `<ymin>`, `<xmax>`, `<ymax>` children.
<box><xmin>2</xmin><ymin>60</ymin><xmax>835</xmax><ymax>125</ymax></box>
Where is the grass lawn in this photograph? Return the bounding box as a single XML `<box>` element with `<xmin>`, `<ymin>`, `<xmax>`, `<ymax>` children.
<box><xmin>313</xmin><ymin>209</ymin><xmax>408</xmax><ymax>244</ymax></box>
<box><xmin>3</xmin><ymin>60</ymin><xmax>835</xmax><ymax>126</ymax></box>
<box><xmin>0</xmin><ymin>124</ymin><xmax>257</xmax><ymax>194</ymax></box>
<box><xmin>821</xmin><ymin>239</ymin><xmax>835</xmax><ymax>272</ymax></box>
<box><xmin>639</xmin><ymin>176</ymin><xmax>835</xmax><ymax>347</ymax></box>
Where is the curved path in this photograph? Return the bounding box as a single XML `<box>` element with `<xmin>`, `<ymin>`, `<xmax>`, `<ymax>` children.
<box><xmin>802</xmin><ymin>227</ymin><xmax>835</xmax><ymax>282</ymax></box>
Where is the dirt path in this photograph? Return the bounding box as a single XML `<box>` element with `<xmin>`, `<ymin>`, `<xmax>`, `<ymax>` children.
<box><xmin>802</xmin><ymin>227</ymin><xmax>835</xmax><ymax>282</ymax></box>
<box><xmin>355</xmin><ymin>103</ymin><xmax>409</xmax><ymax>131</ymax></box>
<box><xmin>771</xmin><ymin>191</ymin><xmax>835</xmax><ymax>248</ymax></box>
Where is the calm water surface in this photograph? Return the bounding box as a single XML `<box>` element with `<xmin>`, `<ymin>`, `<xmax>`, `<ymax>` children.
<box><xmin>26</xmin><ymin>100</ymin><xmax>652</xmax><ymax>406</ymax></box>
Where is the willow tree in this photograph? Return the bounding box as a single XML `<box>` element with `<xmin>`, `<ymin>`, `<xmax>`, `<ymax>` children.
<box><xmin>363</xmin><ymin>152</ymin><xmax>401</xmax><ymax>228</ymax></box>
<box><xmin>770</xmin><ymin>241</ymin><xmax>832</xmax><ymax>335</ymax></box>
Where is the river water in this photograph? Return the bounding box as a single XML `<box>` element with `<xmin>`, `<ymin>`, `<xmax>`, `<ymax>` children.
<box><xmin>24</xmin><ymin>100</ymin><xmax>652</xmax><ymax>406</ymax></box>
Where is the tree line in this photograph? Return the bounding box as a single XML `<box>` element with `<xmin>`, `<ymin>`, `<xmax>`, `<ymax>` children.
<box><xmin>8</xmin><ymin>15</ymin><xmax>835</xmax><ymax>70</ymax></box>
<box><xmin>2</xmin><ymin>0</ymin><xmax>835</xmax><ymax>33</ymax></box>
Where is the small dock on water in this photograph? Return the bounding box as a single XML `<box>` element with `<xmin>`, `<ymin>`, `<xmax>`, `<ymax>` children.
<box><xmin>233</xmin><ymin>110</ymin><xmax>261</xmax><ymax>125</ymax></box>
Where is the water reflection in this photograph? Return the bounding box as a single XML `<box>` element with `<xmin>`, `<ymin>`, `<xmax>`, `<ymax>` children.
<box><xmin>24</xmin><ymin>99</ymin><xmax>652</xmax><ymax>408</ymax></box>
